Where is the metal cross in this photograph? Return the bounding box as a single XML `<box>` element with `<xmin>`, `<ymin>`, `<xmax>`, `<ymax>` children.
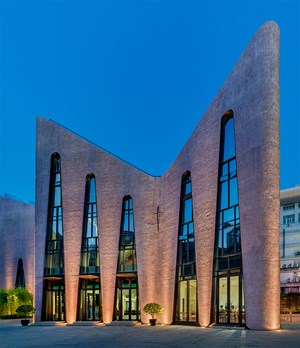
<box><xmin>153</xmin><ymin>206</ymin><xmax>163</xmax><ymax>232</ymax></box>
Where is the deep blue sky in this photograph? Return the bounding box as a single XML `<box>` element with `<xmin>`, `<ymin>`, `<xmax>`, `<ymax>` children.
<box><xmin>0</xmin><ymin>0</ymin><xmax>299</xmax><ymax>203</ymax></box>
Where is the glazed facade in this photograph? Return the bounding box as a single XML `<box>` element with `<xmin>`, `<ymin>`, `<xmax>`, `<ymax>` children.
<box><xmin>280</xmin><ymin>186</ymin><xmax>300</xmax><ymax>294</ymax></box>
<box><xmin>33</xmin><ymin>22</ymin><xmax>280</xmax><ymax>330</ymax></box>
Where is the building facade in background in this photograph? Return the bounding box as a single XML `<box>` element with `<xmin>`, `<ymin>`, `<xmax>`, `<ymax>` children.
<box><xmin>280</xmin><ymin>186</ymin><xmax>300</xmax><ymax>294</ymax></box>
<box><xmin>33</xmin><ymin>21</ymin><xmax>280</xmax><ymax>330</ymax></box>
<box><xmin>0</xmin><ymin>195</ymin><xmax>35</xmax><ymax>294</ymax></box>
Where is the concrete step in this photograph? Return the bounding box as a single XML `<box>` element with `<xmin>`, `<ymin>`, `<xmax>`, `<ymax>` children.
<box><xmin>32</xmin><ymin>321</ymin><xmax>67</xmax><ymax>326</ymax></box>
<box><xmin>67</xmin><ymin>321</ymin><xmax>104</xmax><ymax>326</ymax></box>
<box><xmin>106</xmin><ymin>321</ymin><xmax>140</xmax><ymax>326</ymax></box>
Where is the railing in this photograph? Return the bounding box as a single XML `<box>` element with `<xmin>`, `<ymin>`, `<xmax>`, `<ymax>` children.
<box><xmin>280</xmin><ymin>262</ymin><xmax>299</xmax><ymax>270</ymax></box>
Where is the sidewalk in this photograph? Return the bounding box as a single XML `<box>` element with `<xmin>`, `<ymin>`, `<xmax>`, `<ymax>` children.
<box><xmin>0</xmin><ymin>319</ymin><xmax>299</xmax><ymax>348</ymax></box>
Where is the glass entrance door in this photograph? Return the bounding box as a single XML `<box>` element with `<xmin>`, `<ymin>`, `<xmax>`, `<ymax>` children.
<box><xmin>115</xmin><ymin>278</ymin><xmax>139</xmax><ymax>320</ymax></box>
<box><xmin>175</xmin><ymin>279</ymin><xmax>197</xmax><ymax>323</ymax></box>
<box><xmin>216</xmin><ymin>273</ymin><xmax>244</xmax><ymax>325</ymax></box>
<box><xmin>43</xmin><ymin>279</ymin><xmax>65</xmax><ymax>321</ymax></box>
<box><xmin>78</xmin><ymin>278</ymin><xmax>101</xmax><ymax>321</ymax></box>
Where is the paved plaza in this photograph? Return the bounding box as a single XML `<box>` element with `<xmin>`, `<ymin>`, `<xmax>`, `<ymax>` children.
<box><xmin>0</xmin><ymin>320</ymin><xmax>299</xmax><ymax>348</ymax></box>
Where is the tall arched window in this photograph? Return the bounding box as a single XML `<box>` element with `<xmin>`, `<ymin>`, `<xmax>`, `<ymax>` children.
<box><xmin>43</xmin><ymin>153</ymin><xmax>65</xmax><ymax>321</ymax></box>
<box><xmin>115</xmin><ymin>196</ymin><xmax>139</xmax><ymax>321</ymax></box>
<box><xmin>44</xmin><ymin>153</ymin><xmax>64</xmax><ymax>276</ymax></box>
<box><xmin>78</xmin><ymin>174</ymin><xmax>101</xmax><ymax>321</ymax></box>
<box><xmin>213</xmin><ymin>112</ymin><xmax>244</xmax><ymax>325</ymax></box>
<box><xmin>80</xmin><ymin>174</ymin><xmax>99</xmax><ymax>275</ymax></box>
<box><xmin>117</xmin><ymin>196</ymin><xmax>137</xmax><ymax>273</ymax></box>
<box><xmin>15</xmin><ymin>258</ymin><xmax>25</xmax><ymax>288</ymax></box>
<box><xmin>174</xmin><ymin>172</ymin><xmax>197</xmax><ymax>323</ymax></box>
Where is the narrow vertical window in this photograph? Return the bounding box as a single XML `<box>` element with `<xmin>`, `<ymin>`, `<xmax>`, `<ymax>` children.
<box><xmin>115</xmin><ymin>196</ymin><xmax>139</xmax><ymax>321</ymax></box>
<box><xmin>15</xmin><ymin>259</ymin><xmax>25</xmax><ymax>288</ymax></box>
<box><xmin>43</xmin><ymin>153</ymin><xmax>65</xmax><ymax>321</ymax></box>
<box><xmin>174</xmin><ymin>172</ymin><xmax>197</xmax><ymax>323</ymax></box>
<box><xmin>214</xmin><ymin>112</ymin><xmax>244</xmax><ymax>325</ymax></box>
<box><xmin>44</xmin><ymin>153</ymin><xmax>64</xmax><ymax>276</ymax></box>
<box><xmin>78</xmin><ymin>174</ymin><xmax>101</xmax><ymax>321</ymax></box>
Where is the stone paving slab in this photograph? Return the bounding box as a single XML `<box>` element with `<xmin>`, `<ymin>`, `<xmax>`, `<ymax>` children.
<box><xmin>0</xmin><ymin>320</ymin><xmax>299</xmax><ymax>348</ymax></box>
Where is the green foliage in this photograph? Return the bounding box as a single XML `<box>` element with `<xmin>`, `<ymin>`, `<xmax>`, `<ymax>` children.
<box><xmin>0</xmin><ymin>314</ymin><xmax>23</xmax><ymax>319</ymax></box>
<box><xmin>143</xmin><ymin>302</ymin><xmax>163</xmax><ymax>319</ymax></box>
<box><xmin>0</xmin><ymin>289</ymin><xmax>9</xmax><ymax>305</ymax></box>
<box><xmin>16</xmin><ymin>305</ymin><xmax>36</xmax><ymax>320</ymax></box>
<box><xmin>13</xmin><ymin>287</ymin><xmax>32</xmax><ymax>304</ymax></box>
<box><xmin>0</xmin><ymin>288</ymin><xmax>33</xmax><ymax>316</ymax></box>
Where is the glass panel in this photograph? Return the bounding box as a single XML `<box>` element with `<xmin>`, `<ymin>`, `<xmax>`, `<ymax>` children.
<box><xmin>218</xmin><ymin>277</ymin><xmax>227</xmax><ymax>323</ymax></box>
<box><xmin>180</xmin><ymin>240</ymin><xmax>188</xmax><ymax>264</ymax></box>
<box><xmin>223</xmin><ymin>208</ymin><xmax>234</xmax><ymax>224</ymax></box>
<box><xmin>223</xmin><ymin>118</ymin><xmax>235</xmax><ymax>161</ymax></box>
<box><xmin>230</xmin><ymin>276</ymin><xmax>239</xmax><ymax>324</ymax></box>
<box><xmin>178</xmin><ymin>281</ymin><xmax>187</xmax><ymax>321</ymax></box>
<box><xmin>54</xmin><ymin>186</ymin><xmax>61</xmax><ymax>206</ymax></box>
<box><xmin>230</xmin><ymin>160</ymin><xmax>236</xmax><ymax>174</ymax></box>
<box><xmin>124</xmin><ymin>249</ymin><xmax>134</xmax><ymax>272</ymax></box>
<box><xmin>221</xmin><ymin>181</ymin><xmax>228</xmax><ymax>209</ymax></box>
<box><xmin>189</xmin><ymin>280</ymin><xmax>197</xmax><ymax>322</ymax></box>
<box><xmin>123</xmin><ymin>214</ymin><xmax>129</xmax><ymax>231</ymax></box>
<box><xmin>116</xmin><ymin>288</ymin><xmax>121</xmax><ymax>320</ymax></box>
<box><xmin>184</xmin><ymin>198</ymin><xmax>192</xmax><ymax>223</ymax></box>
<box><xmin>218</xmin><ymin>229</ymin><xmax>223</xmax><ymax>256</ymax></box>
<box><xmin>230</xmin><ymin>177</ymin><xmax>238</xmax><ymax>206</ymax></box>
<box><xmin>241</xmin><ymin>278</ymin><xmax>245</xmax><ymax>323</ymax></box>
<box><xmin>185</xmin><ymin>181</ymin><xmax>191</xmax><ymax>195</ymax></box>
<box><xmin>131</xmin><ymin>288</ymin><xmax>138</xmax><ymax>320</ymax></box>
<box><xmin>122</xmin><ymin>289</ymin><xmax>130</xmax><ymax>320</ymax></box>
<box><xmin>129</xmin><ymin>213</ymin><xmax>134</xmax><ymax>232</ymax></box>
<box><xmin>89</xmin><ymin>178</ymin><xmax>96</xmax><ymax>203</ymax></box>
<box><xmin>222</xmin><ymin>163</ymin><xmax>228</xmax><ymax>178</ymax></box>
<box><xmin>188</xmin><ymin>238</ymin><xmax>195</xmax><ymax>262</ymax></box>
<box><xmin>86</xmin><ymin>291</ymin><xmax>94</xmax><ymax>320</ymax></box>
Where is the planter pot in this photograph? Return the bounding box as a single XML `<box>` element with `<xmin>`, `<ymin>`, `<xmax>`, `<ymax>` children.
<box><xmin>21</xmin><ymin>319</ymin><xmax>30</xmax><ymax>326</ymax></box>
<box><xmin>149</xmin><ymin>319</ymin><xmax>157</xmax><ymax>326</ymax></box>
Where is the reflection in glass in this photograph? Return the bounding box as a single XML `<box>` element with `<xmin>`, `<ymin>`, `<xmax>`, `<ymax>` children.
<box><xmin>214</xmin><ymin>114</ymin><xmax>244</xmax><ymax>325</ymax></box>
<box><xmin>117</xmin><ymin>196</ymin><xmax>137</xmax><ymax>273</ymax></box>
<box><xmin>218</xmin><ymin>278</ymin><xmax>227</xmax><ymax>323</ymax></box>
<box><xmin>230</xmin><ymin>276</ymin><xmax>239</xmax><ymax>324</ymax></box>
<box><xmin>115</xmin><ymin>278</ymin><xmax>139</xmax><ymax>321</ymax></box>
<box><xmin>44</xmin><ymin>153</ymin><xmax>64</xmax><ymax>276</ymax></box>
<box><xmin>78</xmin><ymin>279</ymin><xmax>101</xmax><ymax>321</ymax></box>
<box><xmin>175</xmin><ymin>172</ymin><xmax>197</xmax><ymax>323</ymax></box>
<box><xmin>80</xmin><ymin>175</ymin><xmax>100</xmax><ymax>275</ymax></box>
<box><xmin>43</xmin><ymin>280</ymin><xmax>65</xmax><ymax>321</ymax></box>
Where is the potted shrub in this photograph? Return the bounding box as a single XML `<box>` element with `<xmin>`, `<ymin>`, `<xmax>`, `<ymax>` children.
<box><xmin>16</xmin><ymin>304</ymin><xmax>36</xmax><ymax>326</ymax></box>
<box><xmin>143</xmin><ymin>302</ymin><xmax>163</xmax><ymax>326</ymax></box>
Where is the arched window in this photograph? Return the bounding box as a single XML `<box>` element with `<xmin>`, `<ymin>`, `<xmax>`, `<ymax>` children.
<box><xmin>115</xmin><ymin>196</ymin><xmax>139</xmax><ymax>321</ymax></box>
<box><xmin>117</xmin><ymin>196</ymin><xmax>136</xmax><ymax>273</ymax></box>
<box><xmin>174</xmin><ymin>171</ymin><xmax>197</xmax><ymax>323</ymax></box>
<box><xmin>15</xmin><ymin>258</ymin><xmax>25</xmax><ymax>288</ymax></box>
<box><xmin>214</xmin><ymin>112</ymin><xmax>244</xmax><ymax>325</ymax></box>
<box><xmin>43</xmin><ymin>152</ymin><xmax>65</xmax><ymax>321</ymax></box>
<box><xmin>44</xmin><ymin>153</ymin><xmax>64</xmax><ymax>276</ymax></box>
<box><xmin>78</xmin><ymin>174</ymin><xmax>101</xmax><ymax>321</ymax></box>
<box><xmin>80</xmin><ymin>174</ymin><xmax>99</xmax><ymax>274</ymax></box>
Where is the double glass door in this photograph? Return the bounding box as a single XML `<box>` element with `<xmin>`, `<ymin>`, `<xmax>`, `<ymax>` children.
<box><xmin>115</xmin><ymin>277</ymin><xmax>139</xmax><ymax>320</ymax></box>
<box><xmin>78</xmin><ymin>278</ymin><xmax>101</xmax><ymax>321</ymax></box>
<box><xmin>43</xmin><ymin>279</ymin><xmax>65</xmax><ymax>321</ymax></box>
<box><xmin>216</xmin><ymin>273</ymin><xmax>245</xmax><ymax>324</ymax></box>
<box><xmin>175</xmin><ymin>279</ymin><xmax>197</xmax><ymax>323</ymax></box>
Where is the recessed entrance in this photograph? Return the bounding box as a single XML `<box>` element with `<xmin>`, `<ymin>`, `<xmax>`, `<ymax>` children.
<box><xmin>115</xmin><ymin>277</ymin><xmax>139</xmax><ymax>321</ymax></box>
<box><xmin>43</xmin><ymin>279</ymin><xmax>65</xmax><ymax>321</ymax></box>
<box><xmin>175</xmin><ymin>279</ymin><xmax>197</xmax><ymax>323</ymax></box>
<box><xmin>215</xmin><ymin>272</ymin><xmax>245</xmax><ymax>325</ymax></box>
<box><xmin>78</xmin><ymin>278</ymin><xmax>101</xmax><ymax>321</ymax></box>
